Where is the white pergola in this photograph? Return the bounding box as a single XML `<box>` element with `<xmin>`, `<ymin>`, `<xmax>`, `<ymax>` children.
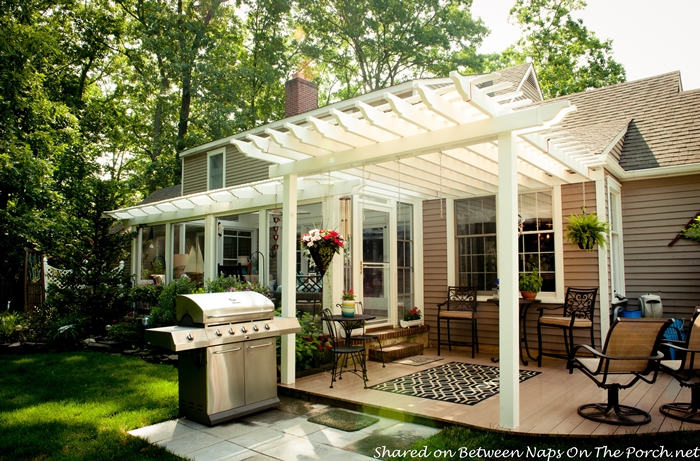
<box><xmin>107</xmin><ymin>71</ymin><xmax>598</xmax><ymax>429</ymax></box>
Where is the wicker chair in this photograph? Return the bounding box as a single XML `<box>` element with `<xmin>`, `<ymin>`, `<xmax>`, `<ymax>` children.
<box><xmin>537</xmin><ymin>287</ymin><xmax>598</xmax><ymax>367</ymax></box>
<box><xmin>320</xmin><ymin>308</ymin><xmax>367</xmax><ymax>389</ymax></box>
<box><xmin>659</xmin><ymin>307</ymin><xmax>700</xmax><ymax>423</ymax></box>
<box><xmin>437</xmin><ymin>286</ymin><xmax>478</xmax><ymax>358</ymax></box>
<box><xmin>570</xmin><ymin>317</ymin><xmax>671</xmax><ymax>426</ymax></box>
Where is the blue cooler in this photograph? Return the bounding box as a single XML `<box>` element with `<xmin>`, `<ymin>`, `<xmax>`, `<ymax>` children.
<box><xmin>620</xmin><ymin>310</ymin><xmax>642</xmax><ymax>318</ymax></box>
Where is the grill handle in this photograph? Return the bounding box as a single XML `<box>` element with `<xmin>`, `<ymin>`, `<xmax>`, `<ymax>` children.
<box><xmin>247</xmin><ymin>342</ymin><xmax>273</xmax><ymax>349</ymax></box>
<box><xmin>206</xmin><ymin>310</ymin><xmax>272</xmax><ymax>319</ymax></box>
<box><xmin>213</xmin><ymin>347</ymin><xmax>242</xmax><ymax>354</ymax></box>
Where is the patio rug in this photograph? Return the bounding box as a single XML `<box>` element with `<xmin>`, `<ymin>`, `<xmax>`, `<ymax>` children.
<box><xmin>393</xmin><ymin>355</ymin><xmax>444</xmax><ymax>366</ymax></box>
<box><xmin>308</xmin><ymin>408</ymin><xmax>379</xmax><ymax>432</ymax></box>
<box><xmin>369</xmin><ymin>362</ymin><xmax>540</xmax><ymax>406</ymax></box>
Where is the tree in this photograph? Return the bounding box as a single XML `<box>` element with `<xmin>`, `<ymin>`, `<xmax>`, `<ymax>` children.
<box><xmin>293</xmin><ymin>0</ymin><xmax>489</xmax><ymax>101</ymax></box>
<box><xmin>493</xmin><ymin>0</ymin><xmax>626</xmax><ymax>99</ymax></box>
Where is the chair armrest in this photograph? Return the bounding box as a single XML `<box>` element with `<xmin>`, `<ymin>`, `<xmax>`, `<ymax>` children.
<box><xmin>662</xmin><ymin>342</ymin><xmax>700</xmax><ymax>354</ymax></box>
<box><xmin>572</xmin><ymin>344</ymin><xmax>664</xmax><ymax>362</ymax></box>
<box><xmin>437</xmin><ymin>300</ymin><xmax>448</xmax><ymax>310</ymax></box>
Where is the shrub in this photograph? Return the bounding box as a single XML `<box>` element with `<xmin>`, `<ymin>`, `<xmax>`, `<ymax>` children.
<box><xmin>108</xmin><ymin>312</ymin><xmax>145</xmax><ymax>347</ymax></box>
<box><xmin>0</xmin><ymin>311</ymin><xmax>26</xmax><ymax>343</ymax></box>
<box><xmin>149</xmin><ymin>277</ymin><xmax>199</xmax><ymax>327</ymax></box>
<box><xmin>275</xmin><ymin>310</ymin><xmax>331</xmax><ymax>371</ymax></box>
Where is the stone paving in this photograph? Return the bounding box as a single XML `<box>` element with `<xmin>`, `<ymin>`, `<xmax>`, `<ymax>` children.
<box><xmin>128</xmin><ymin>396</ymin><xmax>441</xmax><ymax>461</ymax></box>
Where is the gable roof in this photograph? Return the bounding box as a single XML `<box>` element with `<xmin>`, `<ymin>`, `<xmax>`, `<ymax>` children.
<box><xmin>547</xmin><ymin>72</ymin><xmax>700</xmax><ymax>171</ymax></box>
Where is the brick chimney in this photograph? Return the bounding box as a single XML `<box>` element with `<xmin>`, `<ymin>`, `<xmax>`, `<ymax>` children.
<box><xmin>285</xmin><ymin>73</ymin><xmax>318</xmax><ymax>117</ymax></box>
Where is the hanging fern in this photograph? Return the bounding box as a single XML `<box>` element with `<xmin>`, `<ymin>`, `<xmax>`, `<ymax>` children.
<box><xmin>565</xmin><ymin>206</ymin><xmax>611</xmax><ymax>251</ymax></box>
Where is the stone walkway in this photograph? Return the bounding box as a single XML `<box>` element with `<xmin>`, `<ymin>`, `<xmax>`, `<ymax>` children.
<box><xmin>128</xmin><ymin>397</ymin><xmax>441</xmax><ymax>461</ymax></box>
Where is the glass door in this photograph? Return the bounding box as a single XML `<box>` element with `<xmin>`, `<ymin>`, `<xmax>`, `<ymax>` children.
<box><xmin>362</xmin><ymin>207</ymin><xmax>390</xmax><ymax>323</ymax></box>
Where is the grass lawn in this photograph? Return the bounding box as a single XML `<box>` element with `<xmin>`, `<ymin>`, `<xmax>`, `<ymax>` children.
<box><xmin>387</xmin><ymin>425</ymin><xmax>700</xmax><ymax>460</ymax></box>
<box><xmin>0</xmin><ymin>351</ymin><xmax>184</xmax><ymax>461</ymax></box>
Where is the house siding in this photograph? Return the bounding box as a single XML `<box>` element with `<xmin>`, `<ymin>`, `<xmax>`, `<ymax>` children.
<box><xmin>422</xmin><ymin>199</ymin><xmax>449</xmax><ymax>345</ymax></box>
<box><xmin>182</xmin><ymin>146</ymin><xmax>273</xmax><ymax>195</ymax></box>
<box><xmin>621</xmin><ymin>174</ymin><xmax>700</xmax><ymax>318</ymax></box>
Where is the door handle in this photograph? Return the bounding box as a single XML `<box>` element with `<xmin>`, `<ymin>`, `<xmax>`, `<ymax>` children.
<box><xmin>213</xmin><ymin>347</ymin><xmax>242</xmax><ymax>354</ymax></box>
<box><xmin>247</xmin><ymin>342</ymin><xmax>272</xmax><ymax>349</ymax></box>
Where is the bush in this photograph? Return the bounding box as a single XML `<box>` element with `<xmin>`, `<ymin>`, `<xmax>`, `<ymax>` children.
<box><xmin>0</xmin><ymin>311</ymin><xmax>26</xmax><ymax>343</ymax></box>
<box><xmin>108</xmin><ymin>312</ymin><xmax>145</xmax><ymax>347</ymax></box>
<box><xmin>276</xmin><ymin>310</ymin><xmax>331</xmax><ymax>371</ymax></box>
<box><xmin>149</xmin><ymin>277</ymin><xmax>199</xmax><ymax>327</ymax></box>
<box><xmin>129</xmin><ymin>283</ymin><xmax>163</xmax><ymax>309</ymax></box>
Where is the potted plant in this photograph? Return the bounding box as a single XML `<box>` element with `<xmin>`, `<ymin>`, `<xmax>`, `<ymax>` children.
<box><xmin>565</xmin><ymin>206</ymin><xmax>611</xmax><ymax>251</ymax></box>
<box><xmin>400</xmin><ymin>306</ymin><xmax>423</xmax><ymax>328</ymax></box>
<box><xmin>519</xmin><ymin>268</ymin><xmax>543</xmax><ymax>300</ymax></box>
<box><xmin>341</xmin><ymin>289</ymin><xmax>355</xmax><ymax>317</ymax></box>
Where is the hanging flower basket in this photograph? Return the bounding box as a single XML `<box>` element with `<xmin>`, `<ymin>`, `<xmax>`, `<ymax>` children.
<box><xmin>300</xmin><ymin>229</ymin><xmax>345</xmax><ymax>279</ymax></box>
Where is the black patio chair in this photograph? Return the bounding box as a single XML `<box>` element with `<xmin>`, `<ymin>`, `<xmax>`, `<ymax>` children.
<box><xmin>437</xmin><ymin>286</ymin><xmax>479</xmax><ymax>358</ymax></box>
<box><xmin>537</xmin><ymin>287</ymin><xmax>597</xmax><ymax>367</ymax></box>
<box><xmin>570</xmin><ymin>317</ymin><xmax>671</xmax><ymax>426</ymax></box>
<box><xmin>659</xmin><ymin>307</ymin><xmax>700</xmax><ymax>423</ymax></box>
<box><xmin>320</xmin><ymin>308</ymin><xmax>368</xmax><ymax>389</ymax></box>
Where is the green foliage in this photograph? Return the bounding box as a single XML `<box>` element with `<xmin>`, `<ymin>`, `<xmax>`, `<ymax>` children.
<box><xmin>276</xmin><ymin>310</ymin><xmax>331</xmax><ymax>371</ymax></box>
<box><xmin>129</xmin><ymin>283</ymin><xmax>164</xmax><ymax>308</ymax></box>
<box><xmin>0</xmin><ymin>351</ymin><xmax>180</xmax><ymax>461</ymax></box>
<box><xmin>681</xmin><ymin>216</ymin><xmax>700</xmax><ymax>243</ymax></box>
<box><xmin>149</xmin><ymin>277</ymin><xmax>199</xmax><ymax>327</ymax></box>
<box><xmin>108</xmin><ymin>312</ymin><xmax>145</xmax><ymax>347</ymax></box>
<box><xmin>565</xmin><ymin>206</ymin><xmax>611</xmax><ymax>251</ymax></box>
<box><xmin>491</xmin><ymin>0</ymin><xmax>626</xmax><ymax>98</ymax></box>
<box><xmin>294</xmin><ymin>0</ymin><xmax>489</xmax><ymax>101</ymax></box>
<box><xmin>0</xmin><ymin>311</ymin><xmax>26</xmax><ymax>343</ymax></box>
<box><xmin>519</xmin><ymin>267</ymin><xmax>543</xmax><ymax>293</ymax></box>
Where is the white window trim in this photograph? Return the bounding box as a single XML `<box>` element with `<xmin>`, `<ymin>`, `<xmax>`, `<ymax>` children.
<box><xmin>207</xmin><ymin>148</ymin><xmax>226</xmax><ymax>190</ymax></box>
<box><xmin>607</xmin><ymin>177</ymin><xmax>626</xmax><ymax>296</ymax></box>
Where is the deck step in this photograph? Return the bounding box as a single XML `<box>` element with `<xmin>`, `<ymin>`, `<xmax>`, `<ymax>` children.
<box><xmin>369</xmin><ymin>342</ymin><xmax>423</xmax><ymax>363</ymax></box>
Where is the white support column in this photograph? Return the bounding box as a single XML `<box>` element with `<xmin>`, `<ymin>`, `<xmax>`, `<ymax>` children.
<box><xmin>324</xmin><ymin>194</ymin><xmax>343</xmax><ymax>312</ymax></box>
<box><xmin>497</xmin><ymin>131</ymin><xmax>520</xmax><ymax>429</ymax></box>
<box><xmin>413</xmin><ymin>200</ymin><xmax>425</xmax><ymax>319</ymax></box>
<box><xmin>595</xmin><ymin>172</ymin><xmax>610</xmax><ymax>338</ymax></box>
<box><xmin>204</xmin><ymin>215</ymin><xmax>217</xmax><ymax>283</ymax></box>
<box><xmin>134</xmin><ymin>229</ymin><xmax>143</xmax><ymax>281</ymax></box>
<box><xmin>445</xmin><ymin>198</ymin><xmax>456</xmax><ymax>286</ymax></box>
<box><xmin>280</xmin><ymin>174</ymin><xmax>298</xmax><ymax>385</ymax></box>
<box><xmin>165</xmin><ymin>223</ymin><xmax>174</xmax><ymax>285</ymax></box>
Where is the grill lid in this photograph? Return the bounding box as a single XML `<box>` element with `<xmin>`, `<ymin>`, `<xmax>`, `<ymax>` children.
<box><xmin>177</xmin><ymin>292</ymin><xmax>275</xmax><ymax>325</ymax></box>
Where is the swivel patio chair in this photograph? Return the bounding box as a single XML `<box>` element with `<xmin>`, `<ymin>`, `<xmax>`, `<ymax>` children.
<box><xmin>570</xmin><ymin>317</ymin><xmax>671</xmax><ymax>426</ymax></box>
<box><xmin>437</xmin><ymin>286</ymin><xmax>479</xmax><ymax>358</ymax></box>
<box><xmin>537</xmin><ymin>287</ymin><xmax>597</xmax><ymax>367</ymax></box>
<box><xmin>320</xmin><ymin>308</ymin><xmax>368</xmax><ymax>389</ymax></box>
<box><xmin>659</xmin><ymin>307</ymin><xmax>700</xmax><ymax>423</ymax></box>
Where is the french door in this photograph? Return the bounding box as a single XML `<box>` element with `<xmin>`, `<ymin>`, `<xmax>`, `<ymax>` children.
<box><xmin>362</xmin><ymin>207</ymin><xmax>391</xmax><ymax>323</ymax></box>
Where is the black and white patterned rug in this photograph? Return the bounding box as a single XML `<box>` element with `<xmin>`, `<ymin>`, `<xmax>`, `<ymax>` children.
<box><xmin>369</xmin><ymin>362</ymin><xmax>540</xmax><ymax>406</ymax></box>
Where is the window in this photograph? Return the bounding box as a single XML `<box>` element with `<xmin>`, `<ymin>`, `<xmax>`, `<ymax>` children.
<box><xmin>208</xmin><ymin>149</ymin><xmax>225</xmax><ymax>190</ymax></box>
<box><xmin>222</xmin><ymin>230</ymin><xmax>252</xmax><ymax>266</ymax></box>
<box><xmin>397</xmin><ymin>202</ymin><xmax>414</xmax><ymax>315</ymax></box>
<box><xmin>456</xmin><ymin>192</ymin><xmax>555</xmax><ymax>292</ymax></box>
<box><xmin>608</xmin><ymin>179</ymin><xmax>625</xmax><ymax>295</ymax></box>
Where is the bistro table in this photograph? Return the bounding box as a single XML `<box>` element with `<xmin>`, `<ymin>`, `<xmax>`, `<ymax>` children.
<box><xmin>331</xmin><ymin>314</ymin><xmax>376</xmax><ymax>346</ymax></box>
<box><xmin>489</xmin><ymin>298</ymin><xmax>541</xmax><ymax>366</ymax></box>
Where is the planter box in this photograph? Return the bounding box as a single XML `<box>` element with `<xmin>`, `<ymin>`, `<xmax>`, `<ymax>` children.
<box><xmin>399</xmin><ymin>319</ymin><xmax>424</xmax><ymax>328</ymax></box>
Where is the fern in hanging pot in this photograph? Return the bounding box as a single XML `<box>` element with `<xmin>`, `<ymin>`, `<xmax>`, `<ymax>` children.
<box><xmin>565</xmin><ymin>206</ymin><xmax>611</xmax><ymax>251</ymax></box>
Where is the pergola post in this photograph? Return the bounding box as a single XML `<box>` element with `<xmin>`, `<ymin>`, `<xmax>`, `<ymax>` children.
<box><xmin>280</xmin><ymin>173</ymin><xmax>298</xmax><ymax>385</ymax></box>
<box><xmin>497</xmin><ymin>131</ymin><xmax>520</xmax><ymax>429</ymax></box>
<box><xmin>203</xmin><ymin>214</ymin><xmax>217</xmax><ymax>282</ymax></box>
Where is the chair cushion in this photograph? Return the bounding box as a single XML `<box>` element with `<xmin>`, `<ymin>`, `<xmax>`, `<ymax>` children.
<box><xmin>439</xmin><ymin>311</ymin><xmax>474</xmax><ymax>320</ymax></box>
<box><xmin>539</xmin><ymin>316</ymin><xmax>592</xmax><ymax>328</ymax></box>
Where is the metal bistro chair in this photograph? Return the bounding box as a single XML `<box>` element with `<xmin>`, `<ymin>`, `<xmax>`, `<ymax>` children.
<box><xmin>659</xmin><ymin>307</ymin><xmax>700</xmax><ymax>423</ymax></box>
<box><xmin>570</xmin><ymin>317</ymin><xmax>671</xmax><ymax>426</ymax></box>
<box><xmin>437</xmin><ymin>286</ymin><xmax>479</xmax><ymax>358</ymax></box>
<box><xmin>537</xmin><ymin>287</ymin><xmax>598</xmax><ymax>367</ymax></box>
<box><xmin>352</xmin><ymin>301</ymin><xmax>385</xmax><ymax>367</ymax></box>
<box><xmin>320</xmin><ymin>308</ymin><xmax>368</xmax><ymax>389</ymax></box>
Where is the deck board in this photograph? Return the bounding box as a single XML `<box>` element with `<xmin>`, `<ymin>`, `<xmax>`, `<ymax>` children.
<box><xmin>279</xmin><ymin>347</ymin><xmax>700</xmax><ymax>436</ymax></box>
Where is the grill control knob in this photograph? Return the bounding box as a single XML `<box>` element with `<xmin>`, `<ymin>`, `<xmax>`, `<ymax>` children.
<box><xmin>215</xmin><ymin>329</ymin><xmax>222</xmax><ymax>337</ymax></box>
<box><xmin>264</xmin><ymin>324</ymin><xmax>270</xmax><ymax>330</ymax></box>
<box><xmin>241</xmin><ymin>326</ymin><xmax>247</xmax><ymax>333</ymax></box>
<box><xmin>185</xmin><ymin>333</ymin><xmax>193</xmax><ymax>341</ymax></box>
<box><xmin>228</xmin><ymin>328</ymin><xmax>234</xmax><ymax>335</ymax></box>
<box><xmin>252</xmin><ymin>325</ymin><xmax>259</xmax><ymax>332</ymax></box>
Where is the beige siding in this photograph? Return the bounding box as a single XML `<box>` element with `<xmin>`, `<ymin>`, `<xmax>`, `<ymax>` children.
<box><xmin>422</xmin><ymin>199</ymin><xmax>449</xmax><ymax>345</ymax></box>
<box><xmin>621</xmin><ymin>174</ymin><xmax>700</xmax><ymax>318</ymax></box>
<box><xmin>225</xmin><ymin>145</ymin><xmax>272</xmax><ymax>187</ymax></box>
<box><xmin>183</xmin><ymin>152</ymin><xmax>207</xmax><ymax>195</ymax></box>
<box><xmin>609</xmin><ymin>137</ymin><xmax>624</xmax><ymax>163</ymax></box>
<box><xmin>182</xmin><ymin>146</ymin><xmax>272</xmax><ymax>195</ymax></box>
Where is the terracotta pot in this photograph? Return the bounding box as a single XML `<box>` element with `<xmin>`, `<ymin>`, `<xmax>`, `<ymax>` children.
<box><xmin>521</xmin><ymin>291</ymin><xmax>538</xmax><ymax>300</ymax></box>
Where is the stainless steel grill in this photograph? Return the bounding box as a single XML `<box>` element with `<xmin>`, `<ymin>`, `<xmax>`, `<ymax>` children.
<box><xmin>146</xmin><ymin>292</ymin><xmax>300</xmax><ymax>426</ymax></box>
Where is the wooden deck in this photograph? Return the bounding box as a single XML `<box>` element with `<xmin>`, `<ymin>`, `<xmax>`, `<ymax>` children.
<box><xmin>278</xmin><ymin>347</ymin><xmax>698</xmax><ymax>436</ymax></box>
